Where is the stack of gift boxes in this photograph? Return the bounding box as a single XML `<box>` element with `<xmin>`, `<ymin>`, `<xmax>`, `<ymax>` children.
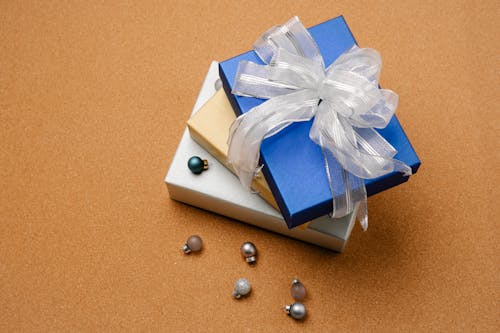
<box><xmin>165</xmin><ymin>16</ymin><xmax>420</xmax><ymax>252</ymax></box>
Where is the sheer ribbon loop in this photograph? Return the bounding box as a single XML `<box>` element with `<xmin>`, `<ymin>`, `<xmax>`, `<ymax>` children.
<box><xmin>227</xmin><ymin>17</ymin><xmax>411</xmax><ymax>229</ymax></box>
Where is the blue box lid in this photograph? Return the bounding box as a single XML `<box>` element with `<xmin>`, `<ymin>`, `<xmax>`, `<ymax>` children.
<box><xmin>219</xmin><ymin>16</ymin><xmax>420</xmax><ymax>228</ymax></box>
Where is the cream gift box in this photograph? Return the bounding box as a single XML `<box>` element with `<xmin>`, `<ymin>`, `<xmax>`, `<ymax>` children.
<box><xmin>165</xmin><ymin>61</ymin><xmax>357</xmax><ymax>251</ymax></box>
<box><xmin>187</xmin><ymin>89</ymin><xmax>279</xmax><ymax>210</ymax></box>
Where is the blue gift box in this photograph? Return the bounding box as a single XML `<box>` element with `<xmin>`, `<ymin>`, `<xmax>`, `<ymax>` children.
<box><xmin>219</xmin><ymin>16</ymin><xmax>421</xmax><ymax>228</ymax></box>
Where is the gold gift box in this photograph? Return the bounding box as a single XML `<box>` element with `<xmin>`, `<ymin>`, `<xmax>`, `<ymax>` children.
<box><xmin>187</xmin><ymin>89</ymin><xmax>279</xmax><ymax>210</ymax></box>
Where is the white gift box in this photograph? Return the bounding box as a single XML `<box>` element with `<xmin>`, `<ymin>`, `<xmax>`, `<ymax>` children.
<box><xmin>165</xmin><ymin>61</ymin><xmax>357</xmax><ymax>251</ymax></box>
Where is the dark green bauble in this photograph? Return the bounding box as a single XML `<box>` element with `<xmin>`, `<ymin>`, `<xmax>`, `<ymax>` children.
<box><xmin>187</xmin><ymin>156</ymin><xmax>205</xmax><ymax>174</ymax></box>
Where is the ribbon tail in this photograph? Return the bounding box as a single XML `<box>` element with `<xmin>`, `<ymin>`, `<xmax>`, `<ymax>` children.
<box><xmin>356</xmin><ymin>194</ymin><xmax>369</xmax><ymax>231</ymax></box>
<box><xmin>320</xmin><ymin>135</ymin><xmax>367</xmax><ymax>221</ymax></box>
<box><xmin>347</xmin><ymin>170</ymin><xmax>369</xmax><ymax>230</ymax></box>
<box><xmin>313</xmin><ymin>101</ymin><xmax>370</xmax><ymax>224</ymax></box>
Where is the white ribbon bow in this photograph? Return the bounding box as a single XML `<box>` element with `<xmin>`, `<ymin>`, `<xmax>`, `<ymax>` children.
<box><xmin>227</xmin><ymin>17</ymin><xmax>412</xmax><ymax>230</ymax></box>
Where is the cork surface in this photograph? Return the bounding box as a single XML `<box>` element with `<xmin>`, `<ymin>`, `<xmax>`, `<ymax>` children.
<box><xmin>0</xmin><ymin>1</ymin><xmax>498</xmax><ymax>331</ymax></box>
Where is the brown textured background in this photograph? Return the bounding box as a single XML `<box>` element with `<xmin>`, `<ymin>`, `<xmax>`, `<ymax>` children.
<box><xmin>1</xmin><ymin>1</ymin><xmax>498</xmax><ymax>331</ymax></box>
